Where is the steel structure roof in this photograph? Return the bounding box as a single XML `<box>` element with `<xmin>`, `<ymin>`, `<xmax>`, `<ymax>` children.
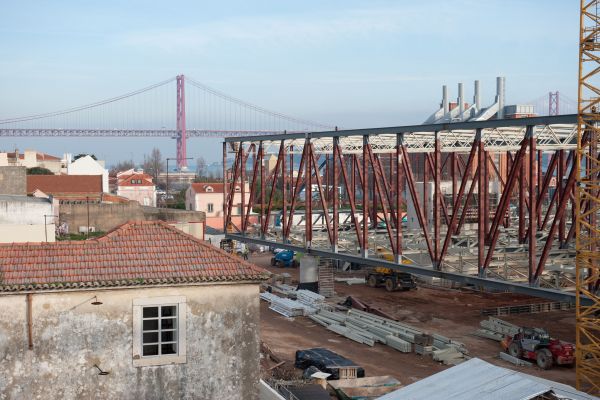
<box><xmin>226</xmin><ymin>114</ymin><xmax>578</xmax><ymax>154</ymax></box>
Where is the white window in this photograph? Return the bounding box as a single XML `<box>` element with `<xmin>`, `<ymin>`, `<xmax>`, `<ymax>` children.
<box><xmin>133</xmin><ymin>296</ymin><xmax>186</xmax><ymax>367</ymax></box>
<box><xmin>207</xmin><ymin>203</ymin><xmax>214</xmax><ymax>213</ymax></box>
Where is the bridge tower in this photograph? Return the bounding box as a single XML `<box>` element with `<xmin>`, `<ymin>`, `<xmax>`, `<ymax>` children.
<box><xmin>549</xmin><ymin>91</ymin><xmax>559</xmax><ymax>115</ymax></box>
<box><xmin>176</xmin><ymin>74</ymin><xmax>188</xmax><ymax>170</ymax></box>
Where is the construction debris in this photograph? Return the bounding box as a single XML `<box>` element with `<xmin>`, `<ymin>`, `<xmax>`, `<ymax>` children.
<box><xmin>499</xmin><ymin>352</ymin><xmax>533</xmax><ymax>367</ymax></box>
<box><xmin>481</xmin><ymin>301</ymin><xmax>575</xmax><ymax>316</ymax></box>
<box><xmin>432</xmin><ymin>347</ymin><xmax>468</xmax><ymax>365</ymax></box>
<box><xmin>475</xmin><ymin>317</ymin><xmax>520</xmax><ymax>341</ymax></box>
<box><xmin>261</xmin><ymin>291</ymin><xmax>317</xmax><ymax>317</ymax></box>
<box><xmin>341</xmin><ymin>295</ymin><xmax>398</xmax><ymax>320</ymax></box>
<box><xmin>334</xmin><ymin>277</ymin><xmax>366</xmax><ymax>285</ymax></box>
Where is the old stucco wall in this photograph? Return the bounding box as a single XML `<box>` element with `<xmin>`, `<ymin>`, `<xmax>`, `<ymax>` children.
<box><xmin>59</xmin><ymin>202</ymin><xmax>205</xmax><ymax>234</ymax></box>
<box><xmin>0</xmin><ymin>167</ymin><xmax>26</xmax><ymax>195</ymax></box>
<box><xmin>0</xmin><ymin>284</ymin><xmax>260</xmax><ymax>400</ymax></box>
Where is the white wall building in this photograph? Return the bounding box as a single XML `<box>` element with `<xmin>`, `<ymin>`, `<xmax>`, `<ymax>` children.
<box><xmin>65</xmin><ymin>154</ymin><xmax>109</xmax><ymax>193</ymax></box>
<box><xmin>0</xmin><ymin>195</ymin><xmax>56</xmax><ymax>242</ymax></box>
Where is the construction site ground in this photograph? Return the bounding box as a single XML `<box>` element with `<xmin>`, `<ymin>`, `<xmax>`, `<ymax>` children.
<box><xmin>252</xmin><ymin>253</ymin><xmax>577</xmax><ymax>388</ymax></box>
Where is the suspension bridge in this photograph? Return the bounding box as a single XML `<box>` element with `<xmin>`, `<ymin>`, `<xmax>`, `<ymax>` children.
<box><xmin>0</xmin><ymin>75</ymin><xmax>575</xmax><ymax>170</ymax></box>
<box><xmin>0</xmin><ymin>75</ymin><xmax>334</xmax><ymax>169</ymax></box>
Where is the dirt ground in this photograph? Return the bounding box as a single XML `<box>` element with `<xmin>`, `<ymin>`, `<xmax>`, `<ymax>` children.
<box><xmin>252</xmin><ymin>253</ymin><xmax>577</xmax><ymax>388</ymax></box>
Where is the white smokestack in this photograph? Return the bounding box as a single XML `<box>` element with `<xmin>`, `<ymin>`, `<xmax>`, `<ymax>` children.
<box><xmin>442</xmin><ymin>85</ymin><xmax>449</xmax><ymax>114</ymax></box>
<box><xmin>474</xmin><ymin>80</ymin><xmax>481</xmax><ymax>111</ymax></box>
<box><xmin>458</xmin><ymin>83</ymin><xmax>464</xmax><ymax>120</ymax></box>
<box><xmin>496</xmin><ymin>76</ymin><xmax>505</xmax><ymax>118</ymax></box>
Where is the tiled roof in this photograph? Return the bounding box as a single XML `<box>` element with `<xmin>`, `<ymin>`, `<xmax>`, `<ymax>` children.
<box><xmin>27</xmin><ymin>175</ymin><xmax>102</xmax><ymax>195</ymax></box>
<box><xmin>118</xmin><ymin>173</ymin><xmax>154</xmax><ymax>187</ymax></box>
<box><xmin>191</xmin><ymin>182</ymin><xmax>228</xmax><ymax>193</ymax></box>
<box><xmin>0</xmin><ymin>221</ymin><xmax>268</xmax><ymax>292</ymax></box>
<box><xmin>6</xmin><ymin>151</ymin><xmax>61</xmax><ymax>161</ymax></box>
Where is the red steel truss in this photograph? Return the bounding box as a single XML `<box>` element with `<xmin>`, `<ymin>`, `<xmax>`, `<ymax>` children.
<box><xmin>224</xmin><ymin>115</ymin><xmax>582</xmax><ymax>297</ymax></box>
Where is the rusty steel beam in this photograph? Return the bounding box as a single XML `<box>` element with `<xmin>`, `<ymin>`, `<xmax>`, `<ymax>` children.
<box><xmin>439</xmin><ymin>131</ymin><xmax>480</xmax><ymax>264</ymax></box>
<box><xmin>309</xmin><ymin>144</ymin><xmax>334</xmax><ymax>245</ymax></box>
<box><xmin>484</xmin><ymin>127</ymin><xmax>531</xmax><ymax>271</ymax></box>
<box><xmin>362</xmin><ymin>136</ymin><xmax>369</xmax><ymax>257</ymax></box>
<box><xmin>284</xmin><ymin>145</ymin><xmax>307</xmax><ymax>238</ymax></box>
<box><xmin>367</xmin><ymin>144</ymin><xmax>396</xmax><ymax>254</ymax></box>
<box><xmin>478</xmin><ymin>135</ymin><xmax>486</xmax><ymax>274</ymax></box>
<box><xmin>528</xmin><ymin>130</ymin><xmax>537</xmax><ymax>284</ymax></box>
<box><xmin>396</xmin><ymin>133</ymin><xmax>403</xmax><ymax>262</ymax></box>
<box><xmin>433</xmin><ymin>131</ymin><xmax>441</xmax><ymax>269</ymax></box>
<box><xmin>305</xmin><ymin>139</ymin><xmax>313</xmax><ymax>247</ymax></box>
<box><xmin>401</xmin><ymin>145</ymin><xmax>435</xmax><ymax>262</ymax></box>
<box><xmin>336</xmin><ymin>142</ymin><xmax>363</xmax><ymax>246</ymax></box>
<box><xmin>261</xmin><ymin>142</ymin><xmax>284</xmax><ymax>235</ymax></box>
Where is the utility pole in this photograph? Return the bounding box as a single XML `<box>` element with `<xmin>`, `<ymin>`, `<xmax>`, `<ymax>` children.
<box><xmin>86</xmin><ymin>196</ymin><xmax>90</xmax><ymax>238</ymax></box>
<box><xmin>43</xmin><ymin>214</ymin><xmax>58</xmax><ymax>242</ymax></box>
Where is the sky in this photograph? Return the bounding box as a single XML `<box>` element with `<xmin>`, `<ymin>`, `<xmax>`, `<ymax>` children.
<box><xmin>0</xmin><ymin>0</ymin><xmax>580</xmax><ymax>167</ymax></box>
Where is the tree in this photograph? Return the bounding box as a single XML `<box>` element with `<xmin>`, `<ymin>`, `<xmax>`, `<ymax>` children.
<box><xmin>196</xmin><ymin>156</ymin><xmax>207</xmax><ymax>177</ymax></box>
<box><xmin>109</xmin><ymin>160</ymin><xmax>135</xmax><ymax>175</ymax></box>
<box><xmin>26</xmin><ymin>167</ymin><xmax>53</xmax><ymax>175</ymax></box>
<box><xmin>74</xmin><ymin>153</ymin><xmax>97</xmax><ymax>161</ymax></box>
<box><xmin>142</xmin><ymin>148</ymin><xmax>165</xmax><ymax>181</ymax></box>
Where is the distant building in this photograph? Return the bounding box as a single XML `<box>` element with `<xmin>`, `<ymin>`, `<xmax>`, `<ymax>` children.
<box><xmin>0</xmin><ymin>195</ymin><xmax>56</xmax><ymax>242</ymax></box>
<box><xmin>0</xmin><ymin>150</ymin><xmax>62</xmax><ymax>174</ymax></box>
<box><xmin>27</xmin><ymin>174</ymin><xmax>103</xmax><ymax>201</ymax></box>
<box><xmin>157</xmin><ymin>170</ymin><xmax>197</xmax><ymax>191</ymax></box>
<box><xmin>116</xmin><ymin>169</ymin><xmax>157</xmax><ymax>207</ymax></box>
<box><xmin>65</xmin><ymin>154</ymin><xmax>109</xmax><ymax>193</ymax></box>
<box><xmin>185</xmin><ymin>182</ymin><xmax>254</xmax><ymax>230</ymax></box>
<box><xmin>0</xmin><ymin>166</ymin><xmax>26</xmax><ymax>195</ymax></box>
<box><xmin>0</xmin><ymin>221</ymin><xmax>267</xmax><ymax>399</ymax></box>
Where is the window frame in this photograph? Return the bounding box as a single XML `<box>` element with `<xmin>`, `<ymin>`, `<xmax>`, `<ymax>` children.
<box><xmin>207</xmin><ymin>203</ymin><xmax>214</xmax><ymax>213</ymax></box>
<box><xmin>132</xmin><ymin>296</ymin><xmax>187</xmax><ymax>367</ymax></box>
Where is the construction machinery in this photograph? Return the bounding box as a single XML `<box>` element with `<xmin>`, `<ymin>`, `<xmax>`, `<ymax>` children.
<box><xmin>501</xmin><ymin>327</ymin><xmax>575</xmax><ymax>370</ymax></box>
<box><xmin>366</xmin><ymin>267</ymin><xmax>416</xmax><ymax>292</ymax></box>
<box><xmin>271</xmin><ymin>250</ymin><xmax>298</xmax><ymax>268</ymax></box>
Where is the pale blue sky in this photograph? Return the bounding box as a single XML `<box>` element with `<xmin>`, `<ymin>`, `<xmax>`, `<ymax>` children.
<box><xmin>0</xmin><ymin>0</ymin><xmax>579</xmax><ymax>165</ymax></box>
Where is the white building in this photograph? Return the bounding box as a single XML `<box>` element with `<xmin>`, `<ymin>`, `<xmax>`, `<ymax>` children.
<box><xmin>0</xmin><ymin>195</ymin><xmax>56</xmax><ymax>242</ymax></box>
<box><xmin>0</xmin><ymin>150</ymin><xmax>62</xmax><ymax>174</ymax></box>
<box><xmin>65</xmin><ymin>154</ymin><xmax>109</xmax><ymax>193</ymax></box>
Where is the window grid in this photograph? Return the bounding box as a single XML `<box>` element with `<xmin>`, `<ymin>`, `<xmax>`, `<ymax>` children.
<box><xmin>141</xmin><ymin>305</ymin><xmax>178</xmax><ymax>357</ymax></box>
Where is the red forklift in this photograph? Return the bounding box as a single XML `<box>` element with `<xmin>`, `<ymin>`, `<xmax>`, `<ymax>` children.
<box><xmin>501</xmin><ymin>327</ymin><xmax>574</xmax><ymax>369</ymax></box>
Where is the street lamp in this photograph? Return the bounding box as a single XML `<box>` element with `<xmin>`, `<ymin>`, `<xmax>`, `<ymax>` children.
<box><xmin>165</xmin><ymin>158</ymin><xmax>191</xmax><ymax>208</ymax></box>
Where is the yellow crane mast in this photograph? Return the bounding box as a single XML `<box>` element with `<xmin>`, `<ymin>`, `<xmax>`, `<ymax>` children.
<box><xmin>576</xmin><ymin>0</ymin><xmax>600</xmax><ymax>394</ymax></box>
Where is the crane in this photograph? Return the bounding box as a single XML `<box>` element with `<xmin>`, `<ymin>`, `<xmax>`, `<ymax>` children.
<box><xmin>576</xmin><ymin>0</ymin><xmax>600</xmax><ymax>394</ymax></box>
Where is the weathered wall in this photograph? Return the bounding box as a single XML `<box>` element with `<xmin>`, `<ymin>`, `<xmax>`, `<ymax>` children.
<box><xmin>0</xmin><ymin>195</ymin><xmax>55</xmax><ymax>242</ymax></box>
<box><xmin>0</xmin><ymin>167</ymin><xmax>26</xmax><ymax>195</ymax></box>
<box><xmin>0</xmin><ymin>284</ymin><xmax>260</xmax><ymax>400</ymax></box>
<box><xmin>59</xmin><ymin>202</ymin><xmax>205</xmax><ymax>234</ymax></box>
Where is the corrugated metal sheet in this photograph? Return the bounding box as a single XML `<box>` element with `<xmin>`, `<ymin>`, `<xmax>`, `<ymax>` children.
<box><xmin>376</xmin><ymin>358</ymin><xmax>598</xmax><ymax>400</ymax></box>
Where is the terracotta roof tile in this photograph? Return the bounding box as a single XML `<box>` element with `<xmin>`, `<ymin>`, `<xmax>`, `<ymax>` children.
<box><xmin>0</xmin><ymin>221</ymin><xmax>268</xmax><ymax>292</ymax></box>
<box><xmin>190</xmin><ymin>182</ymin><xmax>226</xmax><ymax>193</ymax></box>
<box><xmin>27</xmin><ymin>175</ymin><xmax>102</xmax><ymax>195</ymax></box>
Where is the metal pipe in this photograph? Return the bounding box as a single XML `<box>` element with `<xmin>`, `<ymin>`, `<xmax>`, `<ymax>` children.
<box><xmin>27</xmin><ymin>293</ymin><xmax>33</xmax><ymax>350</ymax></box>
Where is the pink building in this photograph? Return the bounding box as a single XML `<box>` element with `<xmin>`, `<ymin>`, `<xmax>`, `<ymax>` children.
<box><xmin>116</xmin><ymin>169</ymin><xmax>157</xmax><ymax>207</ymax></box>
<box><xmin>185</xmin><ymin>182</ymin><xmax>255</xmax><ymax>230</ymax></box>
